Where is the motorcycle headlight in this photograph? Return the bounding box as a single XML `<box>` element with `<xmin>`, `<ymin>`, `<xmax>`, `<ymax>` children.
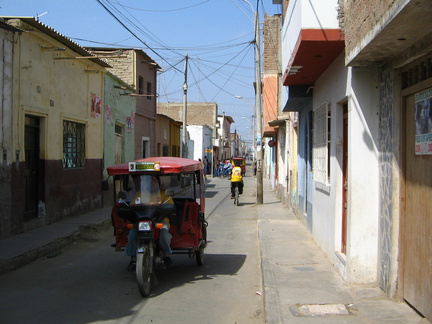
<box><xmin>138</xmin><ymin>221</ymin><xmax>152</xmax><ymax>231</ymax></box>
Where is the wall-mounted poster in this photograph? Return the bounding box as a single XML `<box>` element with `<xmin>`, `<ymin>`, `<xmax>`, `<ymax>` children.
<box><xmin>415</xmin><ymin>88</ymin><xmax>432</xmax><ymax>155</ymax></box>
<box><xmin>90</xmin><ymin>93</ymin><xmax>101</xmax><ymax>119</ymax></box>
<box><xmin>126</xmin><ymin>112</ymin><xmax>135</xmax><ymax>133</ymax></box>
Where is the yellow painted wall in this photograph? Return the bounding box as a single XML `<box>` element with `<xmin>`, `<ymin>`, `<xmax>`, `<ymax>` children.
<box><xmin>13</xmin><ymin>21</ymin><xmax>105</xmax><ymax>162</ymax></box>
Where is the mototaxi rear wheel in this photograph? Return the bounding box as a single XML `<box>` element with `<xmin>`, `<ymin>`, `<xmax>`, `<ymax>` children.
<box><xmin>196</xmin><ymin>244</ymin><xmax>205</xmax><ymax>266</ymax></box>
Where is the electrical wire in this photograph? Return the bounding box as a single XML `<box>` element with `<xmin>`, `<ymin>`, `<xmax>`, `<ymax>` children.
<box><xmin>95</xmin><ymin>0</ymin><xmax>261</xmax><ymax>123</ymax></box>
<box><xmin>106</xmin><ymin>0</ymin><xmax>210</xmax><ymax>12</ymax></box>
<box><xmin>96</xmin><ymin>0</ymin><xmax>183</xmax><ymax>73</ymax></box>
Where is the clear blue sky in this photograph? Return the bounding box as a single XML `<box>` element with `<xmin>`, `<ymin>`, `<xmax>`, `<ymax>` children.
<box><xmin>1</xmin><ymin>0</ymin><xmax>281</xmax><ymax>142</ymax></box>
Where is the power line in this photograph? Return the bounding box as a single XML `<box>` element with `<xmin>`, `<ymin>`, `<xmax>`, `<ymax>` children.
<box><xmin>106</xmin><ymin>0</ymin><xmax>210</xmax><ymax>12</ymax></box>
<box><xmin>96</xmin><ymin>0</ymin><xmax>183</xmax><ymax>73</ymax></box>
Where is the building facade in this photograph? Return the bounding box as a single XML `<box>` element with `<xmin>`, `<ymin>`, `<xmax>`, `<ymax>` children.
<box><xmin>155</xmin><ymin>113</ymin><xmax>181</xmax><ymax>157</ymax></box>
<box><xmin>102</xmin><ymin>72</ymin><xmax>136</xmax><ymax>206</ymax></box>
<box><xmin>271</xmin><ymin>0</ymin><xmax>432</xmax><ymax>320</ymax></box>
<box><xmin>0</xmin><ymin>17</ymin><xmax>109</xmax><ymax>239</ymax></box>
<box><xmin>217</xmin><ymin>114</ymin><xmax>235</xmax><ymax>160</ymax></box>
<box><xmin>0</xmin><ymin>19</ymin><xmax>21</xmax><ymax>239</ymax></box>
<box><xmin>277</xmin><ymin>0</ymin><xmax>380</xmax><ymax>290</ymax></box>
<box><xmin>90</xmin><ymin>48</ymin><xmax>160</xmax><ymax>159</ymax></box>
<box><xmin>157</xmin><ymin>101</ymin><xmax>219</xmax><ymax>164</ymax></box>
<box><xmin>186</xmin><ymin>125</ymin><xmax>213</xmax><ymax>162</ymax></box>
<box><xmin>340</xmin><ymin>0</ymin><xmax>432</xmax><ymax>320</ymax></box>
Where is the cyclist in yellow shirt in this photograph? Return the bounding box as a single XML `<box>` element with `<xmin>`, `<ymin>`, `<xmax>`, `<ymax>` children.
<box><xmin>231</xmin><ymin>159</ymin><xmax>244</xmax><ymax>198</ymax></box>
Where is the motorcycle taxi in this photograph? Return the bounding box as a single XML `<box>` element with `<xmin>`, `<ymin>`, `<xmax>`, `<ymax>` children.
<box><xmin>107</xmin><ymin>157</ymin><xmax>208</xmax><ymax>297</ymax></box>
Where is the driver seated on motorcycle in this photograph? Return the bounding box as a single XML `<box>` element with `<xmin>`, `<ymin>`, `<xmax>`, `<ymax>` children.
<box><xmin>125</xmin><ymin>176</ymin><xmax>175</xmax><ymax>269</ymax></box>
<box><xmin>230</xmin><ymin>159</ymin><xmax>244</xmax><ymax>198</ymax></box>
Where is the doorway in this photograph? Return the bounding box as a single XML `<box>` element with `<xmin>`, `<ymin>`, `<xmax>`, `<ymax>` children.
<box><xmin>115</xmin><ymin>124</ymin><xmax>123</xmax><ymax>165</ymax></box>
<box><xmin>142</xmin><ymin>137</ymin><xmax>150</xmax><ymax>158</ymax></box>
<box><xmin>24</xmin><ymin>116</ymin><xmax>40</xmax><ymax>221</ymax></box>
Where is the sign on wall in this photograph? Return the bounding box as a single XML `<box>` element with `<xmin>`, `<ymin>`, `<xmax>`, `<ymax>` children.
<box><xmin>414</xmin><ymin>88</ymin><xmax>432</xmax><ymax>155</ymax></box>
<box><xmin>90</xmin><ymin>93</ymin><xmax>101</xmax><ymax>119</ymax></box>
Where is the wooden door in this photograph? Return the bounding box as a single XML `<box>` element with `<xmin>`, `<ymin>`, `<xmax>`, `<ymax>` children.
<box><xmin>403</xmin><ymin>93</ymin><xmax>432</xmax><ymax>320</ymax></box>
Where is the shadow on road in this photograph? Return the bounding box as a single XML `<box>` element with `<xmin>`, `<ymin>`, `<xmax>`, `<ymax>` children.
<box><xmin>149</xmin><ymin>253</ymin><xmax>247</xmax><ymax>297</ymax></box>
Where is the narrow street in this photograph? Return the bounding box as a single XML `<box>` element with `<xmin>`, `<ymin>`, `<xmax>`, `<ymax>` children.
<box><xmin>0</xmin><ymin>172</ymin><xmax>264</xmax><ymax>324</ymax></box>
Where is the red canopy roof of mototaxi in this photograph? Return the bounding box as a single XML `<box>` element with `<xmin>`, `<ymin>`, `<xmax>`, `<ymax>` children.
<box><xmin>107</xmin><ymin>157</ymin><xmax>203</xmax><ymax>176</ymax></box>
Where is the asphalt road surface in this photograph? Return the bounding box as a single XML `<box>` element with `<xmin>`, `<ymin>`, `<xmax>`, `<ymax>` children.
<box><xmin>0</xmin><ymin>173</ymin><xmax>264</xmax><ymax>324</ymax></box>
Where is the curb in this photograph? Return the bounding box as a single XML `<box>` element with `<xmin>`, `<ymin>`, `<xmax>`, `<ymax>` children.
<box><xmin>0</xmin><ymin>219</ymin><xmax>112</xmax><ymax>276</ymax></box>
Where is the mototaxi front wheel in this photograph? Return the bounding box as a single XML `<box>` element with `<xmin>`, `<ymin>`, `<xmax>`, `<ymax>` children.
<box><xmin>136</xmin><ymin>244</ymin><xmax>153</xmax><ymax>297</ymax></box>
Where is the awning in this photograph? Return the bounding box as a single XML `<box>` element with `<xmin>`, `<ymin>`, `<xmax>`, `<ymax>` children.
<box><xmin>282</xmin><ymin>29</ymin><xmax>344</xmax><ymax>86</ymax></box>
<box><xmin>268</xmin><ymin>118</ymin><xmax>288</xmax><ymax>127</ymax></box>
<box><xmin>283</xmin><ymin>85</ymin><xmax>313</xmax><ymax>112</ymax></box>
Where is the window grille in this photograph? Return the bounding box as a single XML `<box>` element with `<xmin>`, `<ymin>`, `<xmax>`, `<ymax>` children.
<box><xmin>162</xmin><ymin>145</ymin><xmax>169</xmax><ymax>156</ymax></box>
<box><xmin>312</xmin><ymin>102</ymin><xmax>330</xmax><ymax>184</ymax></box>
<box><xmin>115</xmin><ymin>124</ymin><xmax>123</xmax><ymax>135</ymax></box>
<box><xmin>63</xmin><ymin>120</ymin><xmax>85</xmax><ymax>168</ymax></box>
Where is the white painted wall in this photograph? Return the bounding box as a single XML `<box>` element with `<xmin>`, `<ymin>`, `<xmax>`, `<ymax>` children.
<box><xmin>346</xmin><ymin>65</ymin><xmax>380</xmax><ymax>283</ymax></box>
<box><xmin>313</xmin><ymin>52</ymin><xmax>380</xmax><ymax>283</ymax></box>
<box><xmin>312</xmin><ymin>52</ymin><xmax>347</xmax><ymax>263</ymax></box>
<box><xmin>187</xmin><ymin>125</ymin><xmax>212</xmax><ymax>161</ymax></box>
<box><xmin>281</xmin><ymin>0</ymin><xmax>340</xmax><ymax>75</ymax></box>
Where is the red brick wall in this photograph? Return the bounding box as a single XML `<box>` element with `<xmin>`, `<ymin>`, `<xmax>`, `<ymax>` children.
<box><xmin>341</xmin><ymin>0</ymin><xmax>396</xmax><ymax>55</ymax></box>
<box><xmin>264</xmin><ymin>14</ymin><xmax>281</xmax><ymax>72</ymax></box>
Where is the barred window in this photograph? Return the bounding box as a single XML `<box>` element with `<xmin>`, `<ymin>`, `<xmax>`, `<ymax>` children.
<box><xmin>162</xmin><ymin>145</ymin><xmax>169</xmax><ymax>156</ymax></box>
<box><xmin>312</xmin><ymin>102</ymin><xmax>331</xmax><ymax>185</ymax></box>
<box><xmin>63</xmin><ymin>120</ymin><xmax>85</xmax><ymax>168</ymax></box>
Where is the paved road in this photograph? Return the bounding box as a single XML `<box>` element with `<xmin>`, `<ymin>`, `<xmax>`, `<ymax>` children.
<box><xmin>0</xmin><ymin>173</ymin><xmax>263</xmax><ymax>324</ymax></box>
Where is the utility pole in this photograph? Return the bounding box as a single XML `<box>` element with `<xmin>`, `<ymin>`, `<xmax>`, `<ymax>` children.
<box><xmin>221</xmin><ymin>111</ymin><xmax>225</xmax><ymax>160</ymax></box>
<box><xmin>254</xmin><ymin>8</ymin><xmax>263</xmax><ymax>204</ymax></box>
<box><xmin>252</xmin><ymin>114</ymin><xmax>256</xmax><ymax>160</ymax></box>
<box><xmin>181</xmin><ymin>54</ymin><xmax>188</xmax><ymax>158</ymax></box>
<box><xmin>240</xmin><ymin>0</ymin><xmax>263</xmax><ymax>204</ymax></box>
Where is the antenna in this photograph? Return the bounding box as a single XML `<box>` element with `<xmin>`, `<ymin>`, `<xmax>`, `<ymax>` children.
<box><xmin>35</xmin><ymin>11</ymin><xmax>48</xmax><ymax>21</ymax></box>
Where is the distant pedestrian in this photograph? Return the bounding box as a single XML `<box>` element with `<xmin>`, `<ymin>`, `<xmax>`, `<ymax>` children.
<box><xmin>204</xmin><ymin>156</ymin><xmax>210</xmax><ymax>175</ymax></box>
<box><xmin>214</xmin><ymin>159</ymin><xmax>220</xmax><ymax>177</ymax></box>
<box><xmin>203</xmin><ymin>156</ymin><xmax>208</xmax><ymax>176</ymax></box>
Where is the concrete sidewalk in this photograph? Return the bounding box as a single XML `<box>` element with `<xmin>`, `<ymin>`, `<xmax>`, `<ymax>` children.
<box><xmin>0</xmin><ymin>205</ymin><xmax>113</xmax><ymax>276</ymax></box>
<box><xmin>258</xmin><ymin>180</ymin><xmax>428</xmax><ymax>324</ymax></box>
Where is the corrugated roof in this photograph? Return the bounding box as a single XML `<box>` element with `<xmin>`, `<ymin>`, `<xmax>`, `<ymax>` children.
<box><xmin>1</xmin><ymin>17</ymin><xmax>111</xmax><ymax>68</ymax></box>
